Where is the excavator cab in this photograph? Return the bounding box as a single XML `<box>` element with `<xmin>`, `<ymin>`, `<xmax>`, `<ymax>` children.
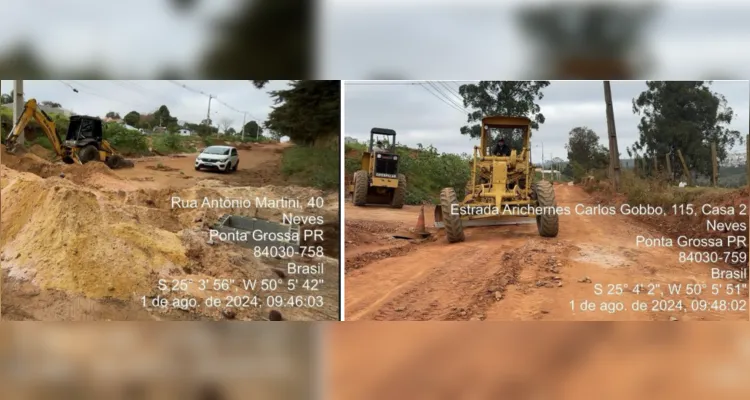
<box><xmin>62</xmin><ymin>115</ymin><xmax>106</xmax><ymax>164</ymax></box>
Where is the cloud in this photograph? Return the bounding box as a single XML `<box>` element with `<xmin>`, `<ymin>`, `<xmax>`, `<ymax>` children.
<box><xmin>1</xmin><ymin>80</ymin><xmax>290</xmax><ymax>131</ymax></box>
<box><xmin>344</xmin><ymin>80</ymin><xmax>749</xmax><ymax>162</ymax></box>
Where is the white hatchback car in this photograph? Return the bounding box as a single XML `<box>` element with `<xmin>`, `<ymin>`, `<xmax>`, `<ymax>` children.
<box><xmin>195</xmin><ymin>145</ymin><xmax>239</xmax><ymax>173</ymax></box>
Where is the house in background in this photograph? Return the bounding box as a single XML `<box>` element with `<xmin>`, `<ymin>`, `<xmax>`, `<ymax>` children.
<box><xmin>177</xmin><ymin>128</ymin><xmax>193</xmax><ymax>136</ymax></box>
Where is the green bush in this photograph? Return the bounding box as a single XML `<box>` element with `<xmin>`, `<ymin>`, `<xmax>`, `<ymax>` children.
<box><xmin>103</xmin><ymin>123</ymin><xmax>149</xmax><ymax>155</ymax></box>
<box><xmin>281</xmin><ymin>145</ymin><xmax>338</xmax><ymax>190</ymax></box>
<box><xmin>152</xmin><ymin>133</ymin><xmax>188</xmax><ymax>154</ymax></box>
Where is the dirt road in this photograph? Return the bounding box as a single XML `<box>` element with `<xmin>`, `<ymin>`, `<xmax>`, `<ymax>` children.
<box><xmin>111</xmin><ymin>143</ymin><xmax>288</xmax><ymax>189</ymax></box>
<box><xmin>345</xmin><ymin>184</ymin><xmax>748</xmax><ymax>321</ymax></box>
<box><xmin>1</xmin><ymin>142</ymin><xmax>340</xmax><ymax>321</ymax></box>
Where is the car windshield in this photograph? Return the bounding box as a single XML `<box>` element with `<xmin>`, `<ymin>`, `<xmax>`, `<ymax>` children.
<box><xmin>202</xmin><ymin>147</ymin><xmax>230</xmax><ymax>155</ymax></box>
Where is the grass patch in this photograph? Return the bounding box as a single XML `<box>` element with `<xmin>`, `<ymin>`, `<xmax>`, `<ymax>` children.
<box><xmin>281</xmin><ymin>145</ymin><xmax>338</xmax><ymax>190</ymax></box>
<box><xmin>589</xmin><ymin>170</ymin><xmax>741</xmax><ymax>208</ymax></box>
<box><xmin>152</xmin><ymin>133</ymin><xmax>195</xmax><ymax>154</ymax></box>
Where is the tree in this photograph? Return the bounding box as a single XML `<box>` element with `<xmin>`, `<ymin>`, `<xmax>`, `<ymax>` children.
<box><xmin>106</xmin><ymin>111</ymin><xmax>121</xmax><ymax>119</ymax></box>
<box><xmin>457</xmin><ymin>81</ymin><xmax>550</xmax><ymax>149</ymax></box>
<box><xmin>266</xmin><ymin>129</ymin><xmax>282</xmax><ymax>140</ymax></box>
<box><xmin>219</xmin><ymin>117</ymin><xmax>234</xmax><ymax>134</ymax></box>
<box><xmin>153</xmin><ymin>105</ymin><xmax>178</xmax><ymax>127</ymax></box>
<box><xmin>565</xmin><ymin>126</ymin><xmax>609</xmax><ymax>179</ymax></box>
<box><xmin>123</xmin><ymin>111</ymin><xmax>140</xmax><ymax>127</ymax></box>
<box><xmin>265</xmin><ymin>80</ymin><xmax>339</xmax><ymax>145</ymax></box>
<box><xmin>242</xmin><ymin>120</ymin><xmax>262</xmax><ymax>137</ymax></box>
<box><xmin>0</xmin><ymin>93</ymin><xmax>11</xmax><ymax>104</ymax></box>
<box><xmin>631</xmin><ymin>81</ymin><xmax>743</xmax><ymax>178</ymax></box>
<box><xmin>41</xmin><ymin>101</ymin><xmax>61</xmax><ymax>108</ymax></box>
<box><xmin>226</xmin><ymin>127</ymin><xmax>236</xmax><ymax>136</ymax></box>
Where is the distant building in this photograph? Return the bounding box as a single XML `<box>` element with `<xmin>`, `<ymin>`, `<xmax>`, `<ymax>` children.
<box><xmin>345</xmin><ymin>136</ymin><xmax>359</xmax><ymax>144</ymax></box>
<box><xmin>177</xmin><ymin>128</ymin><xmax>193</xmax><ymax>136</ymax></box>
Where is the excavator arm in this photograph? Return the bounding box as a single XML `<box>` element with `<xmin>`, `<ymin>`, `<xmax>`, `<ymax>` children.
<box><xmin>5</xmin><ymin>98</ymin><xmax>80</xmax><ymax>163</ymax></box>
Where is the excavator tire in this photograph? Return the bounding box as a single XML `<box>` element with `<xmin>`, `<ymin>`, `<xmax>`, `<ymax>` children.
<box><xmin>78</xmin><ymin>145</ymin><xmax>99</xmax><ymax>164</ymax></box>
<box><xmin>352</xmin><ymin>170</ymin><xmax>368</xmax><ymax>206</ymax></box>
<box><xmin>534</xmin><ymin>180</ymin><xmax>559</xmax><ymax>237</ymax></box>
<box><xmin>390</xmin><ymin>174</ymin><xmax>406</xmax><ymax>209</ymax></box>
<box><xmin>440</xmin><ymin>187</ymin><xmax>465</xmax><ymax>243</ymax></box>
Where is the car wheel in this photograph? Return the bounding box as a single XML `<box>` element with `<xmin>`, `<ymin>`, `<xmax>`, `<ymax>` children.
<box><xmin>232</xmin><ymin>161</ymin><xmax>239</xmax><ymax>172</ymax></box>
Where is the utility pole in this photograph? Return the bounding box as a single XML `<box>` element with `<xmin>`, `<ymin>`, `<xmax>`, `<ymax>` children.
<box><xmin>205</xmin><ymin>95</ymin><xmax>213</xmax><ymax>134</ymax></box>
<box><xmin>240</xmin><ymin>113</ymin><xmax>246</xmax><ymax>141</ymax></box>
<box><xmin>603</xmin><ymin>81</ymin><xmax>622</xmax><ymax>191</ymax></box>
<box><xmin>13</xmin><ymin>80</ymin><xmax>25</xmax><ymax>145</ymax></box>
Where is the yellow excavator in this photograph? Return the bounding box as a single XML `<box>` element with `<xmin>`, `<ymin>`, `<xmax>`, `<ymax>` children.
<box><xmin>4</xmin><ymin>98</ymin><xmax>131</xmax><ymax>168</ymax></box>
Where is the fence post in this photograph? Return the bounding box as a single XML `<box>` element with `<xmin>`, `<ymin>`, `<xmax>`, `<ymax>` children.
<box><xmin>676</xmin><ymin>149</ymin><xmax>694</xmax><ymax>186</ymax></box>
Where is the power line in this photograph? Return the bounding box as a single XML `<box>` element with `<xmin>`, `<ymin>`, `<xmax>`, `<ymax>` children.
<box><xmin>418</xmin><ymin>83</ymin><xmax>465</xmax><ymax>115</ymax></box>
<box><xmin>427</xmin><ymin>81</ymin><xmax>467</xmax><ymax>112</ymax></box>
<box><xmin>344</xmin><ymin>80</ymin><xmax>470</xmax><ymax>115</ymax></box>
<box><xmin>58</xmin><ymin>80</ymin><xmax>147</xmax><ymax>110</ymax></box>
<box><xmin>169</xmin><ymin>80</ymin><xmax>260</xmax><ymax>121</ymax></box>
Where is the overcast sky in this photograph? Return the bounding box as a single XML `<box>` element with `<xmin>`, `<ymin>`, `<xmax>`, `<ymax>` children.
<box><xmin>0</xmin><ymin>80</ymin><xmax>289</xmax><ymax>131</ymax></box>
<box><xmin>344</xmin><ymin>80</ymin><xmax>749</xmax><ymax>162</ymax></box>
<box><xmin>2</xmin><ymin>2</ymin><xmax>749</xmax><ymax>78</ymax></box>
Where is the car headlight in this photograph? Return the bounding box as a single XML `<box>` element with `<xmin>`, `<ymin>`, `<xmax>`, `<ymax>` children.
<box><xmin>376</xmin><ymin>154</ymin><xmax>381</xmax><ymax>158</ymax></box>
<box><xmin>393</xmin><ymin>156</ymin><xmax>398</xmax><ymax>160</ymax></box>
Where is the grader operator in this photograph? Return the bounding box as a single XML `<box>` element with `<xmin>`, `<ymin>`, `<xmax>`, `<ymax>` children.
<box><xmin>4</xmin><ymin>98</ymin><xmax>131</xmax><ymax>169</ymax></box>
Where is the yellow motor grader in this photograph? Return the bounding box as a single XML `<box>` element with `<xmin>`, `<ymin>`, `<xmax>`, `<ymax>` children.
<box><xmin>435</xmin><ymin>115</ymin><xmax>559</xmax><ymax>243</ymax></box>
<box><xmin>349</xmin><ymin>127</ymin><xmax>406</xmax><ymax>208</ymax></box>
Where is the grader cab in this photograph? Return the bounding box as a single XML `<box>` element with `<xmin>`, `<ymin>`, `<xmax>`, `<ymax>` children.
<box><xmin>435</xmin><ymin>116</ymin><xmax>559</xmax><ymax>243</ymax></box>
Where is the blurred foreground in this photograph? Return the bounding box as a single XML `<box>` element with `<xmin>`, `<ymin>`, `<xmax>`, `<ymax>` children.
<box><xmin>1</xmin><ymin>1</ymin><xmax>748</xmax><ymax>79</ymax></box>
<box><xmin>328</xmin><ymin>323</ymin><xmax>750</xmax><ymax>399</ymax></box>
<box><xmin>0</xmin><ymin>323</ymin><xmax>318</xmax><ymax>399</ymax></box>
<box><xmin>2</xmin><ymin>323</ymin><xmax>750</xmax><ymax>399</ymax></box>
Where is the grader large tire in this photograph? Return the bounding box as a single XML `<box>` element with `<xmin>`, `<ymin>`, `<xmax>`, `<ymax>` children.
<box><xmin>78</xmin><ymin>145</ymin><xmax>99</xmax><ymax>164</ymax></box>
<box><xmin>391</xmin><ymin>174</ymin><xmax>406</xmax><ymax>209</ymax></box>
<box><xmin>534</xmin><ymin>180</ymin><xmax>559</xmax><ymax>237</ymax></box>
<box><xmin>352</xmin><ymin>170</ymin><xmax>369</xmax><ymax>206</ymax></box>
<box><xmin>440</xmin><ymin>187</ymin><xmax>465</xmax><ymax>243</ymax></box>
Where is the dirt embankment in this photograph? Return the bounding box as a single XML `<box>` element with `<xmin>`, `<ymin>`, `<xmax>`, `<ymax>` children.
<box><xmin>344</xmin><ymin>183</ymin><xmax>748</xmax><ymax>321</ymax></box>
<box><xmin>1</xmin><ymin>143</ymin><xmax>340</xmax><ymax>321</ymax></box>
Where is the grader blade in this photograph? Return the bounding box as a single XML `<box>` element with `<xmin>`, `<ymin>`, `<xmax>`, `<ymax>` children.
<box><xmin>433</xmin><ymin>205</ymin><xmax>535</xmax><ymax>228</ymax></box>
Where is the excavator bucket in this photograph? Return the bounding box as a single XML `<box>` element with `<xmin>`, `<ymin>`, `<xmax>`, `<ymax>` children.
<box><xmin>433</xmin><ymin>205</ymin><xmax>536</xmax><ymax>228</ymax></box>
<box><xmin>4</xmin><ymin>142</ymin><xmax>25</xmax><ymax>155</ymax></box>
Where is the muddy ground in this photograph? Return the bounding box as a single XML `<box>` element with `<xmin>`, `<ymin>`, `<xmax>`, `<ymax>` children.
<box><xmin>1</xmin><ymin>143</ymin><xmax>340</xmax><ymax>321</ymax></box>
<box><xmin>345</xmin><ymin>183</ymin><xmax>748</xmax><ymax>321</ymax></box>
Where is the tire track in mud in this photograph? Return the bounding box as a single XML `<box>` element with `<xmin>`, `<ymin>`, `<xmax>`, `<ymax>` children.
<box><xmin>345</xmin><ymin>226</ymin><xmax>541</xmax><ymax>321</ymax></box>
<box><xmin>345</xmin><ymin>185</ymin><xmax>748</xmax><ymax>321</ymax></box>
